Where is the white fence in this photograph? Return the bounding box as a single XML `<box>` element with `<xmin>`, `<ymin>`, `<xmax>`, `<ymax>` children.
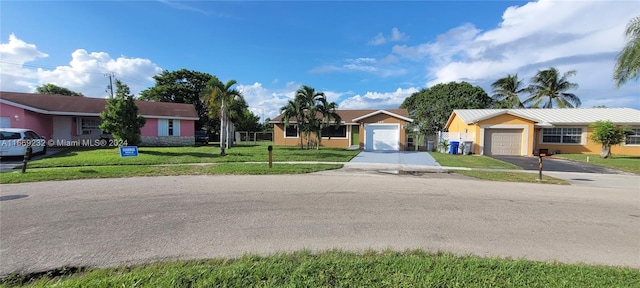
<box><xmin>436</xmin><ymin>131</ymin><xmax>475</xmax><ymax>153</ymax></box>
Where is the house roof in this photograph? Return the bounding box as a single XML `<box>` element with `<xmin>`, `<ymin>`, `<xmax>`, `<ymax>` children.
<box><xmin>271</xmin><ymin>109</ymin><xmax>412</xmax><ymax>124</ymax></box>
<box><xmin>446</xmin><ymin>108</ymin><xmax>640</xmax><ymax>128</ymax></box>
<box><xmin>0</xmin><ymin>91</ymin><xmax>199</xmax><ymax>120</ymax></box>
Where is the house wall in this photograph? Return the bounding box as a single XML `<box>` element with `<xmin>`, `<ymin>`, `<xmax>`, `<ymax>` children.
<box><xmin>139</xmin><ymin>118</ymin><xmax>196</xmax><ymax>146</ymax></box>
<box><xmin>141</xmin><ymin>118</ymin><xmax>158</xmax><ymax>136</ymax></box>
<box><xmin>0</xmin><ymin>103</ymin><xmax>54</xmax><ymax>138</ymax></box>
<box><xmin>26</xmin><ymin>111</ymin><xmax>53</xmax><ymax>139</ymax></box>
<box><xmin>537</xmin><ymin>125</ymin><xmax>640</xmax><ymax>156</ymax></box>
<box><xmin>273</xmin><ymin>123</ymin><xmax>351</xmax><ymax>148</ymax></box>
<box><xmin>0</xmin><ymin>103</ymin><xmax>25</xmax><ymax>129</ymax></box>
<box><xmin>357</xmin><ymin>114</ymin><xmax>409</xmax><ymax>151</ymax></box>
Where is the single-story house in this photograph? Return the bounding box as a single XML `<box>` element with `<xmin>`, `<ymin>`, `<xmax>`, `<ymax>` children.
<box><xmin>270</xmin><ymin>109</ymin><xmax>413</xmax><ymax>151</ymax></box>
<box><xmin>0</xmin><ymin>91</ymin><xmax>199</xmax><ymax>146</ymax></box>
<box><xmin>444</xmin><ymin>108</ymin><xmax>640</xmax><ymax>156</ymax></box>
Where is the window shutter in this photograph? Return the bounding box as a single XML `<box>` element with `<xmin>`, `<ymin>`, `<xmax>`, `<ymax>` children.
<box><xmin>173</xmin><ymin>120</ymin><xmax>181</xmax><ymax>136</ymax></box>
<box><xmin>158</xmin><ymin>119</ymin><xmax>168</xmax><ymax>136</ymax></box>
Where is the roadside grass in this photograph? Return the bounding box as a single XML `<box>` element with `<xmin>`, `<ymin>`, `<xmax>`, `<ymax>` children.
<box><xmin>0</xmin><ymin>164</ymin><xmax>342</xmax><ymax>184</ymax></box>
<box><xmin>23</xmin><ymin>143</ymin><xmax>359</xmax><ymax>169</ymax></box>
<box><xmin>455</xmin><ymin>170</ymin><xmax>569</xmax><ymax>185</ymax></box>
<box><xmin>551</xmin><ymin>154</ymin><xmax>640</xmax><ymax>174</ymax></box>
<box><xmin>429</xmin><ymin>152</ymin><xmax>521</xmax><ymax>169</ymax></box>
<box><xmin>2</xmin><ymin>250</ymin><xmax>638</xmax><ymax>288</ymax></box>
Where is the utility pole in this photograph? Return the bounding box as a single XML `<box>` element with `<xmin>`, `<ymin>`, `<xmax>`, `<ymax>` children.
<box><xmin>105</xmin><ymin>73</ymin><xmax>115</xmax><ymax>98</ymax></box>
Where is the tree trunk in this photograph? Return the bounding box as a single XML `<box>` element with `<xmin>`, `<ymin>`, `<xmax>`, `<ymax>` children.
<box><xmin>600</xmin><ymin>144</ymin><xmax>611</xmax><ymax>158</ymax></box>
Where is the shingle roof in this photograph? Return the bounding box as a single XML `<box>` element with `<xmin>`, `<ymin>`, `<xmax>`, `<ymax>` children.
<box><xmin>450</xmin><ymin>108</ymin><xmax>640</xmax><ymax>126</ymax></box>
<box><xmin>271</xmin><ymin>109</ymin><xmax>411</xmax><ymax>124</ymax></box>
<box><xmin>0</xmin><ymin>91</ymin><xmax>199</xmax><ymax>119</ymax></box>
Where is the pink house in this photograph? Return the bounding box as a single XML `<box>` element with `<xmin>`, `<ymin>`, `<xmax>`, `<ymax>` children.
<box><xmin>0</xmin><ymin>91</ymin><xmax>199</xmax><ymax>146</ymax></box>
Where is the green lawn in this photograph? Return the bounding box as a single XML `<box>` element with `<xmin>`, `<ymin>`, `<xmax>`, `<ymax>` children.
<box><xmin>21</xmin><ymin>143</ymin><xmax>359</xmax><ymax>169</ymax></box>
<box><xmin>551</xmin><ymin>154</ymin><xmax>640</xmax><ymax>174</ymax></box>
<box><xmin>2</xmin><ymin>250</ymin><xmax>637</xmax><ymax>288</ymax></box>
<box><xmin>429</xmin><ymin>152</ymin><xmax>521</xmax><ymax>169</ymax></box>
<box><xmin>0</xmin><ymin>164</ymin><xmax>342</xmax><ymax>184</ymax></box>
<box><xmin>456</xmin><ymin>170</ymin><xmax>568</xmax><ymax>185</ymax></box>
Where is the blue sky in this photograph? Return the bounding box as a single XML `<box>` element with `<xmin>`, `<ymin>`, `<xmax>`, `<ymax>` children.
<box><xmin>1</xmin><ymin>0</ymin><xmax>639</xmax><ymax>121</ymax></box>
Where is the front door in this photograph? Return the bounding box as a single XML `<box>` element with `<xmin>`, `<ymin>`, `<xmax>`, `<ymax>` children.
<box><xmin>52</xmin><ymin>117</ymin><xmax>72</xmax><ymax>143</ymax></box>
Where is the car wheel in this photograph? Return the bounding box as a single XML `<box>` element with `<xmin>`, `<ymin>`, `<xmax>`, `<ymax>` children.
<box><xmin>41</xmin><ymin>145</ymin><xmax>47</xmax><ymax>155</ymax></box>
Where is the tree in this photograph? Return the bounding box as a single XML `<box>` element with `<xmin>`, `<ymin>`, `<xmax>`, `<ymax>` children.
<box><xmin>614</xmin><ymin>16</ymin><xmax>640</xmax><ymax>87</ymax></box>
<box><xmin>280</xmin><ymin>99</ymin><xmax>305</xmax><ymax>149</ymax></box>
<box><xmin>295</xmin><ymin>85</ymin><xmax>326</xmax><ymax>149</ymax></box>
<box><xmin>314</xmin><ymin>95</ymin><xmax>341</xmax><ymax>149</ymax></box>
<box><xmin>589</xmin><ymin>120</ymin><xmax>631</xmax><ymax>158</ymax></box>
<box><xmin>99</xmin><ymin>80</ymin><xmax>146</xmax><ymax>146</ymax></box>
<box><xmin>400</xmin><ymin>81</ymin><xmax>492</xmax><ymax>135</ymax></box>
<box><xmin>491</xmin><ymin>74</ymin><xmax>525</xmax><ymax>108</ymax></box>
<box><xmin>36</xmin><ymin>83</ymin><xmax>83</xmax><ymax>96</ymax></box>
<box><xmin>201</xmin><ymin>79</ymin><xmax>243</xmax><ymax>155</ymax></box>
<box><xmin>523</xmin><ymin>67</ymin><xmax>581</xmax><ymax>108</ymax></box>
<box><xmin>139</xmin><ymin>69</ymin><xmax>216</xmax><ymax>130</ymax></box>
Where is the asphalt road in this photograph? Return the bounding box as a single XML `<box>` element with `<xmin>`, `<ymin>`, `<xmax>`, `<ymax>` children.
<box><xmin>1</xmin><ymin>173</ymin><xmax>638</xmax><ymax>275</ymax></box>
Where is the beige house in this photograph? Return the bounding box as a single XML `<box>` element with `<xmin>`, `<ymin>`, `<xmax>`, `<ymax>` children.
<box><xmin>271</xmin><ymin>109</ymin><xmax>413</xmax><ymax>151</ymax></box>
<box><xmin>444</xmin><ymin>108</ymin><xmax>640</xmax><ymax>156</ymax></box>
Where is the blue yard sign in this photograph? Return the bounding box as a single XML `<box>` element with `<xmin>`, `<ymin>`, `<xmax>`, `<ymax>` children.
<box><xmin>119</xmin><ymin>146</ymin><xmax>139</xmax><ymax>157</ymax></box>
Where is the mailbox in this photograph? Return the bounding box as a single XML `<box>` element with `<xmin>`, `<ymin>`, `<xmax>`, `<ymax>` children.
<box><xmin>538</xmin><ymin>148</ymin><xmax>548</xmax><ymax>157</ymax></box>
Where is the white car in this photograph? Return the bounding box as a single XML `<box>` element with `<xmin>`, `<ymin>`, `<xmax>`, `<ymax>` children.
<box><xmin>0</xmin><ymin>128</ymin><xmax>47</xmax><ymax>158</ymax></box>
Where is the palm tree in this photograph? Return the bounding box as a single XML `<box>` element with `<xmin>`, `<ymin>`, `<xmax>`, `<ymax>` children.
<box><xmin>201</xmin><ymin>79</ymin><xmax>242</xmax><ymax>155</ymax></box>
<box><xmin>314</xmin><ymin>95</ymin><xmax>342</xmax><ymax>149</ymax></box>
<box><xmin>491</xmin><ymin>74</ymin><xmax>525</xmax><ymax>108</ymax></box>
<box><xmin>295</xmin><ymin>86</ymin><xmax>325</xmax><ymax>149</ymax></box>
<box><xmin>614</xmin><ymin>16</ymin><xmax>640</xmax><ymax>87</ymax></box>
<box><xmin>280</xmin><ymin>99</ymin><xmax>304</xmax><ymax>149</ymax></box>
<box><xmin>523</xmin><ymin>67</ymin><xmax>581</xmax><ymax>108</ymax></box>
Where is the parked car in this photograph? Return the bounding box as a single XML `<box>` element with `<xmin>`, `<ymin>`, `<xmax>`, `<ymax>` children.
<box><xmin>0</xmin><ymin>128</ymin><xmax>47</xmax><ymax>159</ymax></box>
<box><xmin>195</xmin><ymin>130</ymin><xmax>209</xmax><ymax>145</ymax></box>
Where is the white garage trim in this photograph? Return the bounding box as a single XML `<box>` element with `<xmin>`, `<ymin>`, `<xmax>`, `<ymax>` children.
<box><xmin>364</xmin><ymin>123</ymin><xmax>400</xmax><ymax>151</ymax></box>
<box><xmin>479</xmin><ymin>124</ymin><xmax>529</xmax><ymax>156</ymax></box>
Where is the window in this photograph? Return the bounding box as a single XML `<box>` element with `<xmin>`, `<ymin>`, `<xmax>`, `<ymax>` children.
<box><xmin>81</xmin><ymin>119</ymin><xmax>101</xmax><ymax>135</ymax></box>
<box><xmin>285</xmin><ymin>125</ymin><xmax>298</xmax><ymax>138</ymax></box>
<box><xmin>158</xmin><ymin>119</ymin><xmax>180</xmax><ymax>136</ymax></box>
<box><xmin>542</xmin><ymin>128</ymin><xmax>582</xmax><ymax>144</ymax></box>
<box><xmin>321</xmin><ymin>125</ymin><xmax>347</xmax><ymax>138</ymax></box>
<box><xmin>626</xmin><ymin>128</ymin><xmax>640</xmax><ymax>145</ymax></box>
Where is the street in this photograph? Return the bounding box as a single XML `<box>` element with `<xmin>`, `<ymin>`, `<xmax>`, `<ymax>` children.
<box><xmin>1</xmin><ymin>173</ymin><xmax>638</xmax><ymax>275</ymax></box>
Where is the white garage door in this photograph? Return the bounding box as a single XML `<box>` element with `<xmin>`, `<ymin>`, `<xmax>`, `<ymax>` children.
<box><xmin>0</xmin><ymin>117</ymin><xmax>10</xmax><ymax>128</ymax></box>
<box><xmin>365</xmin><ymin>124</ymin><xmax>400</xmax><ymax>151</ymax></box>
<box><xmin>484</xmin><ymin>129</ymin><xmax>522</xmax><ymax>156</ymax></box>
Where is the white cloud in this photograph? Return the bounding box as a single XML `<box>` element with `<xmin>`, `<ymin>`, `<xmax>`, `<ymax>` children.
<box><xmin>405</xmin><ymin>0</ymin><xmax>640</xmax><ymax>108</ymax></box>
<box><xmin>339</xmin><ymin>87</ymin><xmax>419</xmax><ymax>110</ymax></box>
<box><xmin>369</xmin><ymin>27</ymin><xmax>408</xmax><ymax>45</ymax></box>
<box><xmin>0</xmin><ymin>34</ymin><xmax>162</xmax><ymax>97</ymax></box>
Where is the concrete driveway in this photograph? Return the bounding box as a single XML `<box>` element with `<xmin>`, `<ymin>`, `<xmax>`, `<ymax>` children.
<box><xmin>1</xmin><ymin>175</ymin><xmax>638</xmax><ymax>275</ymax></box>
<box><xmin>491</xmin><ymin>155</ymin><xmax>624</xmax><ymax>174</ymax></box>
<box><xmin>349</xmin><ymin>151</ymin><xmax>439</xmax><ymax>166</ymax></box>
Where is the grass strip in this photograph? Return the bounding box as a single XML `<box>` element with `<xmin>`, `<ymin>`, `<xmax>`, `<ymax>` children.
<box><xmin>551</xmin><ymin>154</ymin><xmax>640</xmax><ymax>174</ymax></box>
<box><xmin>0</xmin><ymin>164</ymin><xmax>342</xmax><ymax>184</ymax></box>
<box><xmin>25</xmin><ymin>144</ymin><xmax>359</xmax><ymax>168</ymax></box>
<box><xmin>454</xmin><ymin>170</ymin><xmax>569</xmax><ymax>185</ymax></box>
<box><xmin>2</xmin><ymin>250</ymin><xmax>638</xmax><ymax>287</ymax></box>
<box><xmin>429</xmin><ymin>153</ymin><xmax>521</xmax><ymax>169</ymax></box>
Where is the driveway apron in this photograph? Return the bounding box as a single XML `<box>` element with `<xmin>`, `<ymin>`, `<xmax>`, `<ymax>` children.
<box><xmin>349</xmin><ymin>151</ymin><xmax>440</xmax><ymax>166</ymax></box>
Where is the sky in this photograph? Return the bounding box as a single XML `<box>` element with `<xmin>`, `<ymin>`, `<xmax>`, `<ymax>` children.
<box><xmin>1</xmin><ymin>0</ymin><xmax>639</xmax><ymax>122</ymax></box>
